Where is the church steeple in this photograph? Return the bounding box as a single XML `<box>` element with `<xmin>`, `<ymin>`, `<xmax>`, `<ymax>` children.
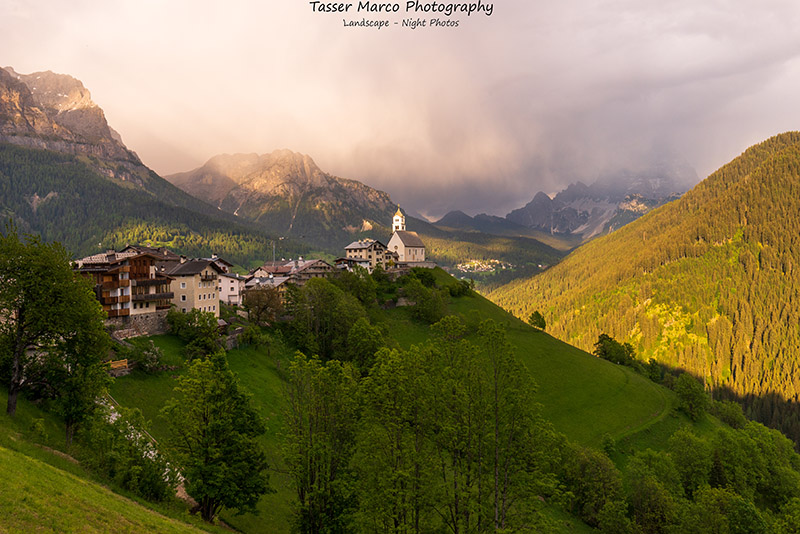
<box><xmin>392</xmin><ymin>207</ymin><xmax>406</xmax><ymax>232</ymax></box>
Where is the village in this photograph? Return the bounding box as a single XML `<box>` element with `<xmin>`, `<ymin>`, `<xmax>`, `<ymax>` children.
<box><xmin>74</xmin><ymin>207</ymin><xmax>434</xmax><ymax>338</ymax></box>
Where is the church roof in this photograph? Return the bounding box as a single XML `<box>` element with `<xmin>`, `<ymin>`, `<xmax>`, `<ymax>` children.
<box><xmin>394</xmin><ymin>207</ymin><xmax>403</xmax><ymax>217</ymax></box>
<box><xmin>393</xmin><ymin>231</ymin><xmax>425</xmax><ymax>248</ymax></box>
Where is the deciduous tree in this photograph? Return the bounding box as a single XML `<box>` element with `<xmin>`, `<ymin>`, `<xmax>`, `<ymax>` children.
<box><xmin>161</xmin><ymin>353</ymin><xmax>270</xmax><ymax>522</ymax></box>
<box><xmin>0</xmin><ymin>227</ymin><xmax>110</xmax><ymax>429</ymax></box>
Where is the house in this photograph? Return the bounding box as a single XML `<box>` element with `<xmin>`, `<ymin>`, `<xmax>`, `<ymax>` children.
<box><xmin>75</xmin><ymin>250</ymin><xmax>174</xmax><ymax>319</ymax></box>
<box><xmin>203</xmin><ymin>253</ymin><xmax>233</xmax><ymax>274</ymax></box>
<box><xmin>167</xmin><ymin>259</ymin><xmax>226</xmax><ymax>317</ymax></box>
<box><xmin>335</xmin><ymin>256</ymin><xmax>373</xmax><ymax>271</ymax></box>
<box><xmin>119</xmin><ymin>245</ymin><xmax>182</xmax><ymax>274</ymax></box>
<box><xmin>244</xmin><ymin>275</ymin><xmax>293</xmax><ymax>294</ymax></box>
<box><xmin>343</xmin><ymin>239</ymin><xmax>398</xmax><ymax>271</ymax></box>
<box><xmin>250</xmin><ymin>258</ymin><xmax>335</xmax><ymax>286</ymax></box>
<box><xmin>387</xmin><ymin>208</ymin><xmax>426</xmax><ymax>263</ymax></box>
<box><xmin>219</xmin><ymin>272</ymin><xmax>247</xmax><ymax>306</ymax></box>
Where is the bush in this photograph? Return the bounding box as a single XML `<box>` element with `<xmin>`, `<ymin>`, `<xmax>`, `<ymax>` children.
<box><xmin>447</xmin><ymin>279</ymin><xmax>472</xmax><ymax>297</ymax></box>
<box><xmin>79</xmin><ymin>407</ymin><xmax>177</xmax><ymax>502</ymax></box>
<box><xmin>131</xmin><ymin>340</ymin><xmax>163</xmax><ymax>374</ymax></box>
<box><xmin>528</xmin><ymin>310</ymin><xmax>546</xmax><ymax>330</ymax></box>
<box><xmin>240</xmin><ymin>324</ymin><xmax>270</xmax><ymax>349</ymax></box>
<box><xmin>710</xmin><ymin>400</ymin><xmax>748</xmax><ymax>429</ymax></box>
<box><xmin>594</xmin><ymin>334</ymin><xmax>634</xmax><ymax>365</ymax></box>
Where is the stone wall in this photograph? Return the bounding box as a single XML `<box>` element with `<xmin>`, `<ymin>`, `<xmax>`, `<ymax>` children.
<box><xmin>106</xmin><ymin>310</ymin><xmax>170</xmax><ymax>340</ymax></box>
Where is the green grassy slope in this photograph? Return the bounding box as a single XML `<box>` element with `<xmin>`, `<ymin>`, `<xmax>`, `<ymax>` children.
<box><xmin>0</xmin><ymin>446</ymin><xmax>212</xmax><ymax>534</ymax></box>
<box><xmin>489</xmin><ymin>132</ymin><xmax>800</xmax><ymax>442</ymax></box>
<box><xmin>0</xmin><ymin>391</ymin><xmax>227</xmax><ymax>534</ymax></box>
<box><xmin>387</xmin><ymin>287</ymin><xmax>672</xmax><ymax>447</ymax></box>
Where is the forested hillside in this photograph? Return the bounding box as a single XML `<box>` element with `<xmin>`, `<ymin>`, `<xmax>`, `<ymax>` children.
<box><xmin>490</xmin><ymin>132</ymin><xmax>800</xmax><ymax>442</ymax></box>
<box><xmin>0</xmin><ymin>143</ymin><xmax>306</xmax><ymax>266</ymax></box>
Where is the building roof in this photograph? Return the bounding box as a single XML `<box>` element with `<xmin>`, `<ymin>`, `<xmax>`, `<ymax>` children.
<box><xmin>245</xmin><ymin>275</ymin><xmax>293</xmax><ymax>289</ymax></box>
<box><xmin>220</xmin><ymin>272</ymin><xmax>247</xmax><ymax>281</ymax></box>
<box><xmin>167</xmin><ymin>259</ymin><xmax>226</xmax><ymax>277</ymax></box>
<box><xmin>392</xmin><ymin>231</ymin><xmax>425</xmax><ymax>248</ymax></box>
<box><xmin>121</xmin><ymin>245</ymin><xmax>181</xmax><ymax>261</ymax></box>
<box><xmin>76</xmin><ymin>250</ymin><xmax>139</xmax><ymax>267</ymax></box>
<box><xmin>394</xmin><ymin>207</ymin><xmax>403</xmax><ymax>217</ymax></box>
<box><xmin>202</xmin><ymin>255</ymin><xmax>234</xmax><ymax>270</ymax></box>
<box><xmin>345</xmin><ymin>239</ymin><xmax>387</xmax><ymax>251</ymax></box>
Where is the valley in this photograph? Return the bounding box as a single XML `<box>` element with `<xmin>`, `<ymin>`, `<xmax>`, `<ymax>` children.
<box><xmin>3</xmin><ymin>63</ymin><xmax>800</xmax><ymax>533</ymax></box>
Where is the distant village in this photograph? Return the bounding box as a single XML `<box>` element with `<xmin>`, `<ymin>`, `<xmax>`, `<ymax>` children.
<box><xmin>74</xmin><ymin>208</ymin><xmax>434</xmax><ymax>335</ymax></box>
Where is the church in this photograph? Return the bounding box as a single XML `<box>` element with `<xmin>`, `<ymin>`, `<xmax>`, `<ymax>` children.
<box><xmin>387</xmin><ymin>207</ymin><xmax>426</xmax><ymax>263</ymax></box>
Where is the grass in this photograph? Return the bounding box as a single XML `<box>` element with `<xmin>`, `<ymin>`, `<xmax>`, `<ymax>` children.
<box><xmin>385</xmin><ymin>284</ymin><xmax>670</xmax><ymax>448</ymax></box>
<box><xmin>0</xmin><ymin>445</ymin><xmax>212</xmax><ymax>534</ymax></box>
<box><xmin>0</xmin><ymin>389</ymin><xmax>228</xmax><ymax>534</ymax></box>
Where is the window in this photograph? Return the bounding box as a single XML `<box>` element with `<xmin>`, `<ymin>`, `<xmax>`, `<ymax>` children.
<box><xmin>181</xmin><ymin>295</ymin><xmax>186</xmax><ymax>302</ymax></box>
<box><xmin>180</xmin><ymin>282</ymin><xmax>186</xmax><ymax>289</ymax></box>
<box><xmin>182</xmin><ymin>308</ymin><xmax>187</xmax><ymax>313</ymax></box>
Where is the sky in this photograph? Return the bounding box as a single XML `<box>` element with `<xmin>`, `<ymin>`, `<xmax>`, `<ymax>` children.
<box><xmin>3</xmin><ymin>0</ymin><xmax>800</xmax><ymax>219</ymax></box>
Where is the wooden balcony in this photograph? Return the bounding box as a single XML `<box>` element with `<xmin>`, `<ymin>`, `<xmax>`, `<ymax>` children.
<box><xmin>132</xmin><ymin>292</ymin><xmax>174</xmax><ymax>302</ymax></box>
<box><xmin>132</xmin><ymin>278</ymin><xmax>170</xmax><ymax>287</ymax></box>
<box><xmin>101</xmin><ymin>279</ymin><xmax>130</xmax><ymax>290</ymax></box>
<box><xmin>103</xmin><ymin>295</ymin><xmax>131</xmax><ymax>304</ymax></box>
<box><xmin>200</xmin><ymin>273</ymin><xmax>218</xmax><ymax>282</ymax></box>
<box><xmin>107</xmin><ymin>309</ymin><xmax>130</xmax><ymax>318</ymax></box>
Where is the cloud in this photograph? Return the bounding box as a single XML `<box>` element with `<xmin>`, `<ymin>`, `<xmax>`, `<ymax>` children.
<box><xmin>3</xmin><ymin>0</ymin><xmax>800</xmax><ymax>218</ymax></box>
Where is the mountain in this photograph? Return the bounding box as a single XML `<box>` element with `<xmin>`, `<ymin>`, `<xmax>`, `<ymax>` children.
<box><xmin>0</xmin><ymin>67</ymin><xmax>144</xmax><ymax>176</ymax></box>
<box><xmin>0</xmin><ymin>66</ymin><xmax>305</xmax><ymax>266</ymax></box>
<box><xmin>489</xmin><ymin>132</ymin><xmax>800</xmax><ymax>441</ymax></box>
<box><xmin>506</xmin><ymin>160</ymin><xmax>697</xmax><ymax>238</ymax></box>
<box><xmin>167</xmin><ymin>150</ymin><xmax>396</xmax><ymax>241</ymax></box>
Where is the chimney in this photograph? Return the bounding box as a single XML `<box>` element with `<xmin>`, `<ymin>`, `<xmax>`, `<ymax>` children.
<box><xmin>180</xmin><ymin>255</ymin><xmax>187</xmax><ymax>264</ymax></box>
<box><xmin>212</xmin><ymin>253</ymin><xmax>218</xmax><ymax>260</ymax></box>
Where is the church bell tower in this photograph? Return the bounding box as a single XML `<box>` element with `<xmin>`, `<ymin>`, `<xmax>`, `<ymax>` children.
<box><xmin>392</xmin><ymin>207</ymin><xmax>406</xmax><ymax>232</ymax></box>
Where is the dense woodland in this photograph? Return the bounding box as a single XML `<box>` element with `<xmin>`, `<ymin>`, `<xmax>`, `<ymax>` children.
<box><xmin>490</xmin><ymin>132</ymin><xmax>800</xmax><ymax>442</ymax></box>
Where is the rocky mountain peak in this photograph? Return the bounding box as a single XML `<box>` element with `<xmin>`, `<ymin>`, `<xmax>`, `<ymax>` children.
<box><xmin>0</xmin><ymin>66</ymin><xmax>137</xmax><ymax>165</ymax></box>
<box><xmin>4</xmin><ymin>67</ymin><xmax>95</xmax><ymax>112</ymax></box>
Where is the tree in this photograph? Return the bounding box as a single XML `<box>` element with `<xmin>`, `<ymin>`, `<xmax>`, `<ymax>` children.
<box><xmin>284</xmin><ymin>354</ymin><xmax>359</xmax><ymax>533</ymax></box>
<box><xmin>166</xmin><ymin>308</ymin><xmax>220</xmax><ymax>359</ymax></box>
<box><xmin>161</xmin><ymin>353</ymin><xmax>270</xmax><ymax>522</ymax></box>
<box><xmin>668</xmin><ymin>426</ymin><xmax>712</xmax><ymax>498</ymax></box>
<box><xmin>674</xmin><ymin>373</ymin><xmax>708</xmax><ymax>421</ymax></box>
<box><xmin>0</xmin><ymin>227</ymin><xmax>110</xmax><ymax>421</ymax></box>
<box><xmin>287</xmin><ymin>278</ymin><xmax>366</xmax><ymax>360</ymax></box>
<box><xmin>593</xmin><ymin>334</ymin><xmax>635</xmax><ymax>365</ymax></box>
<box><xmin>45</xmin><ymin>304</ymin><xmax>112</xmax><ymax>447</ymax></box>
<box><xmin>346</xmin><ymin>317</ymin><xmax>384</xmax><ymax>372</ymax></box>
<box><xmin>528</xmin><ymin>311</ymin><xmax>546</xmax><ymax>331</ymax></box>
<box><xmin>353</xmin><ymin>347</ymin><xmax>438</xmax><ymax>532</ymax></box>
<box><xmin>243</xmin><ymin>286</ymin><xmax>283</xmax><ymax>326</ymax></box>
